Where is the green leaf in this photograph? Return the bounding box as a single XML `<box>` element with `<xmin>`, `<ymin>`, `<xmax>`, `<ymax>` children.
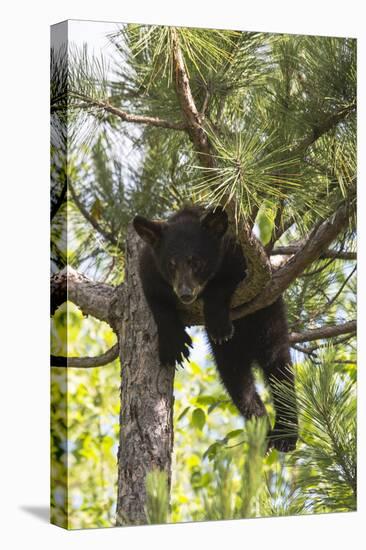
<box><xmin>225</xmin><ymin>429</ymin><xmax>244</xmax><ymax>440</ymax></box>
<box><xmin>191</xmin><ymin>408</ymin><xmax>206</xmax><ymax>431</ymax></box>
<box><xmin>195</xmin><ymin>395</ymin><xmax>217</xmax><ymax>406</ymax></box>
<box><xmin>203</xmin><ymin>440</ymin><xmax>226</xmax><ymax>460</ymax></box>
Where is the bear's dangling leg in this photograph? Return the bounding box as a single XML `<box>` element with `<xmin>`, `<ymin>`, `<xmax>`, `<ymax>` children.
<box><xmin>263</xmin><ymin>348</ymin><xmax>298</xmax><ymax>452</ymax></box>
<box><xmin>221</xmin><ymin>366</ymin><xmax>267</xmax><ymax>419</ymax></box>
<box><xmin>209</xmin><ymin>338</ymin><xmax>267</xmax><ymax>419</ymax></box>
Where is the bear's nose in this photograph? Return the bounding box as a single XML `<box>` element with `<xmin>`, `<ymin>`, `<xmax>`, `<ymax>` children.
<box><xmin>178</xmin><ymin>291</ymin><xmax>195</xmax><ymax>304</ymax></box>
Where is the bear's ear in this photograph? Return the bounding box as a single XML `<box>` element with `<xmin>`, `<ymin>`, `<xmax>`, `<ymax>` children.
<box><xmin>133</xmin><ymin>215</ymin><xmax>164</xmax><ymax>247</ymax></box>
<box><xmin>200</xmin><ymin>207</ymin><xmax>228</xmax><ymax>239</ymax></box>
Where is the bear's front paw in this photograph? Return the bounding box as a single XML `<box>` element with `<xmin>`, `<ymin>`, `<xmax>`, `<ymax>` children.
<box><xmin>159</xmin><ymin>330</ymin><xmax>192</xmax><ymax>368</ymax></box>
<box><xmin>207</xmin><ymin>320</ymin><xmax>235</xmax><ymax>345</ymax></box>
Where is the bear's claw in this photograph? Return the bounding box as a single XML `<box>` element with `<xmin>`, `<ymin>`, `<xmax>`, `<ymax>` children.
<box><xmin>209</xmin><ymin>323</ymin><xmax>235</xmax><ymax>345</ymax></box>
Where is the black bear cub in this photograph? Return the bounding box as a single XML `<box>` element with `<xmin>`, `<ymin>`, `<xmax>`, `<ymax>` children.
<box><xmin>133</xmin><ymin>206</ymin><xmax>298</xmax><ymax>452</ymax></box>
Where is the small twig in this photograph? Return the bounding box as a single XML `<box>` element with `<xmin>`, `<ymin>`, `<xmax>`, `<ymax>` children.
<box><xmin>291</xmin><ymin>343</ymin><xmax>318</xmax><ymax>356</ymax></box>
<box><xmin>290</xmin><ymin>103</ymin><xmax>356</xmax><ymax>158</ymax></box>
<box><xmin>200</xmin><ymin>87</ymin><xmax>210</xmax><ymax>119</ymax></box>
<box><xmin>69</xmin><ymin>183</ymin><xmax>120</xmax><ymax>247</ymax></box>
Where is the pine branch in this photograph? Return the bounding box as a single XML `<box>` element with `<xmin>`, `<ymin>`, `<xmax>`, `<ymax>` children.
<box><xmin>271</xmin><ymin>245</ymin><xmax>356</xmax><ymax>261</ymax></box>
<box><xmin>61</xmin><ymin>93</ymin><xmax>187</xmax><ymax>131</ymax></box>
<box><xmin>51</xmin><ymin>343</ymin><xmax>119</xmax><ymax>368</ymax></box>
<box><xmin>289</xmin><ymin>320</ymin><xmax>356</xmax><ymax>344</ymax></box>
<box><xmin>291</xmin><ymin>265</ymin><xmax>357</xmax><ymax>330</ymax></box>
<box><xmin>171</xmin><ymin>28</ymin><xmax>214</xmax><ymax>168</ymax></box>
<box><xmin>290</xmin><ymin>102</ymin><xmax>356</xmax><ymax>158</ymax></box>
<box><xmin>231</xmin><ymin>197</ymin><xmax>355</xmax><ymax>321</ymax></box>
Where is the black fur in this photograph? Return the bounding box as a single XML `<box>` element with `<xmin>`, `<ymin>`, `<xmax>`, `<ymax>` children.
<box><xmin>133</xmin><ymin>206</ymin><xmax>298</xmax><ymax>452</ymax></box>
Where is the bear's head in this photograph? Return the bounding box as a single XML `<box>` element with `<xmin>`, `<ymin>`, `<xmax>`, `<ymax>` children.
<box><xmin>133</xmin><ymin>207</ymin><xmax>228</xmax><ymax>304</ymax></box>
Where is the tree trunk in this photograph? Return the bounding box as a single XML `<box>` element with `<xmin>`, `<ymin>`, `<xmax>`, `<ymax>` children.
<box><xmin>116</xmin><ymin>226</ymin><xmax>175</xmax><ymax>525</ymax></box>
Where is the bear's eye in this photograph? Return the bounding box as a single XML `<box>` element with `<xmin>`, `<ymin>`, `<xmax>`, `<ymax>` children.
<box><xmin>188</xmin><ymin>256</ymin><xmax>202</xmax><ymax>270</ymax></box>
<box><xmin>168</xmin><ymin>258</ymin><xmax>176</xmax><ymax>270</ymax></box>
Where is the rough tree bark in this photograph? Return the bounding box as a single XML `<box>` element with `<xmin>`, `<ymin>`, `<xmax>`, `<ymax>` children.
<box><xmin>115</xmin><ymin>227</ymin><xmax>175</xmax><ymax>526</ymax></box>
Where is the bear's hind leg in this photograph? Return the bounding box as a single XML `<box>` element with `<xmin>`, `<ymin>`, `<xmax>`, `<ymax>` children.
<box><xmin>262</xmin><ymin>349</ymin><xmax>298</xmax><ymax>452</ymax></box>
<box><xmin>210</xmin><ymin>340</ymin><xmax>267</xmax><ymax>419</ymax></box>
<box><xmin>221</xmin><ymin>367</ymin><xmax>267</xmax><ymax>419</ymax></box>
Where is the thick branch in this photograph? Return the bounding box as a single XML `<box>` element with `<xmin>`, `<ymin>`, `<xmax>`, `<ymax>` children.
<box><xmin>171</xmin><ymin>28</ymin><xmax>214</xmax><ymax>169</ymax></box>
<box><xmin>289</xmin><ymin>320</ymin><xmax>356</xmax><ymax>344</ymax></box>
<box><xmin>51</xmin><ymin>343</ymin><xmax>119</xmax><ymax>368</ymax></box>
<box><xmin>231</xmin><ymin>198</ymin><xmax>355</xmax><ymax>320</ymax></box>
<box><xmin>51</xmin><ymin>266</ymin><xmax>116</xmax><ymax>325</ymax></box>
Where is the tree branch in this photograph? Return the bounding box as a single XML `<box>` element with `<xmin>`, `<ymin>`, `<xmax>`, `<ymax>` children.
<box><xmin>63</xmin><ymin>93</ymin><xmax>187</xmax><ymax>131</ymax></box>
<box><xmin>53</xmin><ymin>190</ymin><xmax>354</xmax><ymax>329</ymax></box>
<box><xmin>290</xmin><ymin>343</ymin><xmax>317</xmax><ymax>355</ymax></box>
<box><xmin>289</xmin><ymin>320</ymin><xmax>356</xmax><ymax>344</ymax></box>
<box><xmin>290</xmin><ymin>103</ymin><xmax>356</xmax><ymax>157</ymax></box>
<box><xmin>171</xmin><ymin>28</ymin><xmax>214</xmax><ymax>169</ymax></box>
<box><xmin>51</xmin><ymin>266</ymin><xmax>116</xmax><ymax>324</ymax></box>
<box><xmin>271</xmin><ymin>245</ymin><xmax>356</xmax><ymax>261</ymax></box>
<box><xmin>230</xmin><ymin>197</ymin><xmax>355</xmax><ymax>321</ymax></box>
<box><xmin>51</xmin><ymin>343</ymin><xmax>119</xmax><ymax>368</ymax></box>
<box><xmin>264</xmin><ymin>104</ymin><xmax>356</xmax><ymax>253</ymax></box>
